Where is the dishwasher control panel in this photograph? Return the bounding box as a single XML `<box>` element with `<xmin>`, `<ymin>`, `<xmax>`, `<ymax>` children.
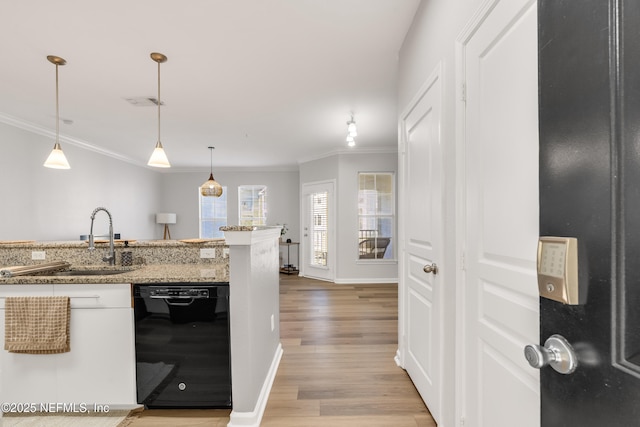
<box><xmin>150</xmin><ymin>288</ymin><xmax>210</xmax><ymax>298</ymax></box>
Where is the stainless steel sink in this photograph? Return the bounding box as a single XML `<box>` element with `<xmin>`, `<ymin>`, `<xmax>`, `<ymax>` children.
<box><xmin>51</xmin><ymin>269</ymin><xmax>131</xmax><ymax>276</ymax></box>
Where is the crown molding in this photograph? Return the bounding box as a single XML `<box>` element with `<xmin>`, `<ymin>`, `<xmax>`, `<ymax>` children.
<box><xmin>0</xmin><ymin>111</ymin><xmax>142</xmax><ymax>166</ymax></box>
<box><xmin>297</xmin><ymin>145</ymin><xmax>398</xmax><ymax>165</ymax></box>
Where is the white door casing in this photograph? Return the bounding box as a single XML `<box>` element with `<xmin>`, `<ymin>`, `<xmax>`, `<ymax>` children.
<box><xmin>301</xmin><ymin>180</ymin><xmax>335</xmax><ymax>282</ymax></box>
<box><xmin>457</xmin><ymin>0</ymin><xmax>539</xmax><ymax>426</ymax></box>
<box><xmin>398</xmin><ymin>63</ymin><xmax>444</xmax><ymax>423</ymax></box>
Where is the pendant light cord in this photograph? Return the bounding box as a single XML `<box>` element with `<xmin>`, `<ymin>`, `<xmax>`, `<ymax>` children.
<box><xmin>157</xmin><ymin>60</ymin><xmax>161</xmax><ymax>143</ymax></box>
<box><xmin>55</xmin><ymin>63</ymin><xmax>59</xmax><ymax>144</ymax></box>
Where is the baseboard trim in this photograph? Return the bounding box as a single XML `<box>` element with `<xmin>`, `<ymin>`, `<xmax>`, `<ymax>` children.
<box><xmin>394</xmin><ymin>348</ymin><xmax>404</xmax><ymax>368</ymax></box>
<box><xmin>228</xmin><ymin>343</ymin><xmax>283</xmax><ymax>427</ymax></box>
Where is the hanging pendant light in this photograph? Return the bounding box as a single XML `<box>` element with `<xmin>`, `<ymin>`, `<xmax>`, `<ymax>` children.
<box><xmin>43</xmin><ymin>55</ymin><xmax>71</xmax><ymax>169</ymax></box>
<box><xmin>200</xmin><ymin>146</ymin><xmax>223</xmax><ymax>197</ymax></box>
<box><xmin>347</xmin><ymin>115</ymin><xmax>357</xmax><ymax>137</ymax></box>
<box><xmin>346</xmin><ymin>134</ymin><xmax>356</xmax><ymax>147</ymax></box>
<box><xmin>147</xmin><ymin>52</ymin><xmax>171</xmax><ymax>168</ymax></box>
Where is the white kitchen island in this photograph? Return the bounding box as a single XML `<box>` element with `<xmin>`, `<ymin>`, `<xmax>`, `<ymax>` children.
<box><xmin>0</xmin><ymin>227</ymin><xmax>282</xmax><ymax>427</ymax></box>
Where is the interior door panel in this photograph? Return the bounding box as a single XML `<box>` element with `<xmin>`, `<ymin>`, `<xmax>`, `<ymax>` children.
<box><xmin>461</xmin><ymin>0</ymin><xmax>540</xmax><ymax>426</ymax></box>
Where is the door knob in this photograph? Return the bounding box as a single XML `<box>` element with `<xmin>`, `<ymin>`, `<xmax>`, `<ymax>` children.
<box><xmin>423</xmin><ymin>263</ymin><xmax>438</xmax><ymax>274</ymax></box>
<box><xmin>524</xmin><ymin>334</ymin><xmax>577</xmax><ymax>374</ymax></box>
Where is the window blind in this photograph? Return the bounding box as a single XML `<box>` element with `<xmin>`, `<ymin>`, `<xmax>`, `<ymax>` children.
<box><xmin>312</xmin><ymin>191</ymin><xmax>328</xmax><ymax>266</ymax></box>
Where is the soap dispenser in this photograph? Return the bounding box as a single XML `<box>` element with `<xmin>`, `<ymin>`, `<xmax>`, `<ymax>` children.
<box><xmin>121</xmin><ymin>241</ymin><xmax>133</xmax><ymax>266</ymax></box>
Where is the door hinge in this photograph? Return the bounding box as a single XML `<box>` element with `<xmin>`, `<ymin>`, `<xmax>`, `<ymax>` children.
<box><xmin>461</xmin><ymin>252</ymin><xmax>466</xmax><ymax>271</ymax></box>
<box><xmin>460</xmin><ymin>416</ymin><xmax>466</xmax><ymax>426</ymax></box>
<box><xmin>461</xmin><ymin>83</ymin><xmax>466</xmax><ymax>103</ymax></box>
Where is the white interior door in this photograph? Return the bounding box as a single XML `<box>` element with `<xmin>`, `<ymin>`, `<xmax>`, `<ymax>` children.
<box><xmin>399</xmin><ymin>64</ymin><xmax>444</xmax><ymax>423</ymax></box>
<box><xmin>459</xmin><ymin>0</ymin><xmax>539</xmax><ymax>426</ymax></box>
<box><xmin>301</xmin><ymin>181</ymin><xmax>335</xmax><ymax>282</ymax></box>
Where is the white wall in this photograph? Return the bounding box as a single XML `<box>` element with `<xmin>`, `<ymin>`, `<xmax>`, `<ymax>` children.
<box><xmin>0</xmin><ymin>122</ymin><xmax>161</xmax><ymax>241</ymax></box>
<box><xmin>300</xmin><ymin>150</ymin><xmax>398</xmax><ymax>284</ymax></box>
<box><xmin>159</xmin><ymin>169</ymin><xmax>300</xmax><ymax>241</ymax></box>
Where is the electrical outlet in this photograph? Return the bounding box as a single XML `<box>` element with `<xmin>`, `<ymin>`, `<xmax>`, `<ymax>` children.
<box><xmin>271</xmin><ymin>314</ymin><xmax>275</xmax><ymax>331</ymax></box>
<box><xmin>200</xmin><ymin>248</ymin><xmax>216</xmax><ymax>259</ymax></box>
<box><xmin>200</xmin><ymin>269</ymin><xmax>216</xmax><ymax>278</ymax></box>
<box><xmin>31</xmin><ymin>251</ymin><xmax>46</xmax><ymax>260</ymax></box>
<box><xmin>223</xmin><ymin>248</ymin><xmax>229</xmax><ymax>258</ymax></box>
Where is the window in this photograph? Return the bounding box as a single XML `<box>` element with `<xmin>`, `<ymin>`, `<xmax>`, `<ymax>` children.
<box><xmin>238</xmin><ymin>185</ymin><xmax>267</xmax><ymax>226</ymax></box>
<box><xmin>358</xmin><ymin>173</ymin><xmax>394</xmax><ymax>260</ymax></box>
<box><xmin>199</xmin><ymin>187</ymin><xmax>227</xmax><ymax>238</ymax></box>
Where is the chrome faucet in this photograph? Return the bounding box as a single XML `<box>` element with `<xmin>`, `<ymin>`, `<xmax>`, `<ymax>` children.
<box><xmin>88</xmin><ymin>207</ymin><xmax>115</xmax><ymax>265</ymax></box>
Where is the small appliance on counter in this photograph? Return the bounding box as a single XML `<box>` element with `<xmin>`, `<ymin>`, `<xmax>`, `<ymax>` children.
<box><xmin>121</xmin><ymin>241</ymin><xmax>132</xmax><ymax>266</ymax></box>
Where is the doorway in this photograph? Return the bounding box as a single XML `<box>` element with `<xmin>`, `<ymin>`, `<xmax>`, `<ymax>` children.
<box><xmin>301</xmin><ymin>181</ymin><xmax>335</xmax><ymax>282</ymax></box>
<box><xmin>398</xmin><ymin>63</ymin><xmax>445</xmax><ymax>423</ymax></box>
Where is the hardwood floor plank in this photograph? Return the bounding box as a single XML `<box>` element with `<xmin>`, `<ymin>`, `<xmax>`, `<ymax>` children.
<box><xmin>264</xmin><ymin>277</ymin><xmax>434</xmax><ymax>425</ymax></box>
<box><xmin>260</xmin><ymin>415</ymin><xmax>434</xmax><ymax>427</ymax></box>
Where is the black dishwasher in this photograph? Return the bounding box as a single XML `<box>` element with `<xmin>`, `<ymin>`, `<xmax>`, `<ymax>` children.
<box><xmin>133</xmin><ymin>283</ymin><xmax>231</xmax><ymax>408</ymax></box>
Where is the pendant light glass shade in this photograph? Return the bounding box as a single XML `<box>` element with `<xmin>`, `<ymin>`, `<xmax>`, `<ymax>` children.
<box><xmin>147</xmin><ymin>52</ymin><xmax>170</xmax><ymax>168</ymax></box>
<box><xmin>44</xmin><ymin>142</ymin><xmax>71</xmax><ymax>169</ymax></box>
<box><xmin>200</xmin><ymin>147</ymin><xmax>223</xmax><ymax>197</ymax></box>
<box><xmin>148</xmin><ymin>141</ymin><xmax>171</xmax><ymax>168</ymax></box>
<box><xmin>44</xmin><ymin>55</ymin><xmax>70</xmax><ymax>169</ymax></box>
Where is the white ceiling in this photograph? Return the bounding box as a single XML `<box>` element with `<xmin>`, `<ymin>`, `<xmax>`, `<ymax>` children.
<box><xmin>0</xmin><ymin>0</ymin><xmax>419</xmax><ymax>170</ymax></box>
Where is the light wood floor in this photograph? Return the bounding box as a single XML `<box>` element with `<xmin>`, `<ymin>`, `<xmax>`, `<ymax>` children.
<box><xmin>122</xmin><ymin>275</ymin><xmax>435</xmax><ymax>427</ymax></box>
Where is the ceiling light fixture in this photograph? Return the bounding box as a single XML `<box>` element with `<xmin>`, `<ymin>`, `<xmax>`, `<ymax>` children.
<box><xmin>346</xmin><ymin>115</ymin><xmax>357</xmax><ymax>147</ymax></box>
<box><xmin>200</xmin><ymin>146</ymin><xmax>223</xmax><ymax>197</ymax></box>
<box><xmin>43</xmin><ymin>55</ymin><xmax>71</xmax><ymax>169</ymax></box>
<box><xmin>147</xmin><ymin>52</ymin><xmax>171</xmax><ymax>168</ymax></box>
<box><xmin>346</xmin><ymin>135</ymin><xmax>356</xmax><ymax>147</ymax></box>
<box><xmin>347</xmin><ymin>116</ymin><xmax>357</xmax><ymax>137</ymax></box>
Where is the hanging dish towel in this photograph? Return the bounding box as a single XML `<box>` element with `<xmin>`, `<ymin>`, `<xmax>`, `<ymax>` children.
<box><xmin>4</xmin><ymin>296</ymin><xmax>70</xmax><ymax>354</ymax></box>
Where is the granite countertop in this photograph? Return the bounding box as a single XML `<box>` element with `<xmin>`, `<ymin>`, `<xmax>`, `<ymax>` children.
<box><xmin>0</xmin><ymin>264</ymin><xmax>229</xmax><ymax>285</ymax></box>
<box><xmin>0</xmin><ymin>239</ymin><xmax>227</xmax><ymax>249</ymax></box>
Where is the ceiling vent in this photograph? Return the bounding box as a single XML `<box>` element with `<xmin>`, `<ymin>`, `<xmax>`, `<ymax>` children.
<box><xmin>124</xmin><ymin>97</ymin><xmax>164</xmax><ymax>106</ymax></box>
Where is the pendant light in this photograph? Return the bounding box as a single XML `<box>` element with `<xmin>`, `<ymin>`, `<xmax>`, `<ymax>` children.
<box><xmin>200</xmin><ymin>146</ymin><xmax>223</xmax><ymax>197</ymax></box>
<box><xmin>43</xmin><ymin>55</ymin><xmax>71</xmax><ymax>169</ymax></box>
<box><xmin>147</xmin><ymin>52</ymin><xmax>171</xmax><ymax>168</ymax></box>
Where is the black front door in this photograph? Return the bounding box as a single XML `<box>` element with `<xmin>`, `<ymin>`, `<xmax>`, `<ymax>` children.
<box><xmin>538</xmin><ymin>0</ymin><xmax>640</xmax><ymax>425</ymax></box>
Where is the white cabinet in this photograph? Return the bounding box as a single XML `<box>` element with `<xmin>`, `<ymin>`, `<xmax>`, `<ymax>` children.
<box><xmin>0</xmin><ymin>284</ymin><xmax>136</xmax><ymax>406</ymax></box>
<box><xmin>0</xmin><ymin>285</ymin><xmax>57</xmax><ymax>403</ymax></box>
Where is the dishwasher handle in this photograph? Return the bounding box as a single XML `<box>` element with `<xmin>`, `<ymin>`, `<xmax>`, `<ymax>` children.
<box><xmin>162</xmin><ymin>298</ymin><xmax>196</xmax><ymax>307</ymax></box>
<box><xmin>149</xmin><ymin>289</ymin><xmax>211</xmax><ymax>306</ymax></box>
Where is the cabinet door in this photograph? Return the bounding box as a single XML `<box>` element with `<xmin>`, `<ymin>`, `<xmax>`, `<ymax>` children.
<box><xmin>55</xmin><ymin>284</ymin><xmax>136</xmax><ymax>405</ymax></box>
<box><xmin>0</xmin><ymin>285</ymin><xmax>58</xmax><ymax>403</ymax></box>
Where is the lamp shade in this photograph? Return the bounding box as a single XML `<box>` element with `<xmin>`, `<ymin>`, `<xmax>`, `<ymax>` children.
<box><xmin>148</xmin><ymin>141</ymin><xmax>171</xmax><ymax>168</ymax></box>
<box><xmin>200</xmin><ymin>173</ymin><xmax>223</xmax><ymax>197</ymax></box>
<box><xmin>156</xmin><ymin>213</ymin><xmax>176</xmax><ymax>224</ymax></box>
<box><xmin>44</xmin><ymin>143</ymin><xmax>71</xmax><ymax>169</ymax></box>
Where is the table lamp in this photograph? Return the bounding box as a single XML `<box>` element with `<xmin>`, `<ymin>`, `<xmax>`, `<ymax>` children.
<box><xmin>156</xmin><ymin>213</ymin><xmax>176</xmax><ymax>240</ymax></box>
